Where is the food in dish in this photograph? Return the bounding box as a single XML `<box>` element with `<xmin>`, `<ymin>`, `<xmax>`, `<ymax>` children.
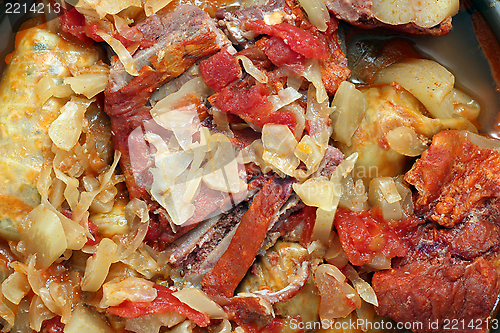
<box><xmin>0</xmin><ymin>0</ymin><xmax>498</xmax><ymax>332</ymax></box>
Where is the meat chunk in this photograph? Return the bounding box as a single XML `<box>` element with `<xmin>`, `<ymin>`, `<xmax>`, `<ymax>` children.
<box><xmin>322</xmin><ymin>0</ymin><xmax>455</xmax><ymax>36</ymax></box>
<box><xmin>106</xmin><ymin>6</ymin><xmax>229</xmax><ymax>197</ymax></box>
<box><xmin>373</xmin><ymin>257</ymin><xmax>499</xmax><ymax>333</ymax></box>
<box><xmin>104</xmin><ymin>6</ymin><xmax>232</xmax><ymax>247</ymax></box>
<box><xmin>373</xmin><ymin>130</ymin><xmax>500</xmax><ymax>332</ymax></box>
<box><xmin>405</xmin><ymin>130</ymin><xmax>500</xmax><ymax>228</ymax></box>
<box><xmin>167</xmin><ymin>201</ymin><xmax>249</xmax><ymax>284</ymax></box>
<box><xmin>201</xmin><ymin>176</ymin><xmax>294</xmax><ymax>298</ymax></box>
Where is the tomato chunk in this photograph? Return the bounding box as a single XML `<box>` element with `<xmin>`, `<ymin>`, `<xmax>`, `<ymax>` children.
<box><xmin>59</xmin><ymin>8</ymin><xmax>89</xmax><ymax>42</ymax></box>
<box><xmin>334</xmin><ymin>207</ymin><xmax>409</xmax><ymax>266</ymax></box>
<box><xmin>201</xmin><ymin>176</ymin><xmax>294</xmax><ymax>298</ymax></box>
<box><xmin>107</xmin><ymin>285</ymin><xmax>210</xmax><ymax>327</ymax></box>
<box><xmin>246</xmin><ymin>20</ymin><xmax>329</xmax><ymax>59</ymax></box>
<box><xmin>200</xmin><ymin>48</ymin><xmax>241</xmax><ymax>92</ymax></box>
<box><xmin>213</xmin><ymin>83</ymin><xmax>296</xmax><ymax>131</ymax></box>
<box><xmin>264</xmin><ymin>36</ymin><xmax>305</xmax><ymax>72</ymax></box>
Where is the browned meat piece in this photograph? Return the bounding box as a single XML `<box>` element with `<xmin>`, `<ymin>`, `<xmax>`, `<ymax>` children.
<box><xmin>167</xmin><ymin>201</ymin><xmax>249</xmax><ymax>284</ymax></box>
<box><xmin>373</xmin><ymin>257</ymin><xmax>499</xmax><ymax>333</ymax></box>
<box><xmin>215</xmin><ymin>0</ymin><xmax>291</xmax><ymax>45</ymax></box>
<box><xmin>373</xmin><ymin>130</ymin><xmax>500</xmax><ymax>332</ymax></box>
<box><xmin>104</xmin><ymin>5</ymin><xmax>231</xmax><ymax>248</ymax></box>
<box><xmin>314</xmin><ymin>145</ymin><xmax>344</xmax><ymax>177</ymax></box>
<box><xmin>202</xmin><ymin>176</ymin><xmax>295</xmax><ymax>298</ymax></box>
<box><xmin>323</xmin><ymin>0</ymin><xmax>453</xmax><ymax>36</ymax></box>
<box><xmin>405</xmin><ymin>130</ymin><xmax>500</xmax><ymax>228</ymax></box>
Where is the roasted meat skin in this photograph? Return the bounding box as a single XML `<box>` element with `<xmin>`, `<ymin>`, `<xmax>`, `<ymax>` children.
<box><xmin>202</xmin><ymin>175</ymin><xmax>294</xmax><ymax>298</ymax></box>
<box><xmin>373</xmin><ymin>130</ymin><xmax>500</xmax><ymax>332</ymax></box>
<box><xmin>405</xmin><ymin>130</ymin><xmax>500</xmax><ymax>228</ymax></box>
<box><xmin>373</xmin><ymin>257</ymin><xmax>499</xmax><ymax>333</ymax></box>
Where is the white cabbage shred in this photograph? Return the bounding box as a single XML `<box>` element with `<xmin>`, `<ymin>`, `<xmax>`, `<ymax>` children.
<box><xmin>146</xmin><ymin>78</ymin><xmax>247</xmax><ymax>226</ymax></box>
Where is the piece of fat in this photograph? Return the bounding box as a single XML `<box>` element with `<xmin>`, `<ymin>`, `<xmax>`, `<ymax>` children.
<box><xmin>0</xmin><ymin>23</ymin><xmax>102</xmax><ymax>240</ymax></box>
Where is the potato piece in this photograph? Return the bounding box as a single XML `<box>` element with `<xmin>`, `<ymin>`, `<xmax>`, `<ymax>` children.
<box><xmin>374</xmin><ymin>59</ymin><xmax>455</xmax><ymax>119</ymax></box>
<box><xmin>372</xmin><ymin>0</ymin><xmax>414</xmax><ymax>26</ymax></box>
<box><xmin>411</xmin><ymin>0</ymin><xmax>459</xmax><ymax>28</ymax></box>
<box><xmin>64</xmin><ymin>303</ymin><xmax>114</xmax><ymax>333</ymax></box>
<box><xmin>371</xmin><ymin>0</ymin><xmax>458</xmax><ymax>28</ymax></box>
<box><xmin>331</xmin><ymin>81</ymin><xmax>366</xmax><ymax>146</ymax></box>
<box><xmin>21</xmin><ymin>205</ymin><xmax>67</xmax><ymax>269</ymax></box>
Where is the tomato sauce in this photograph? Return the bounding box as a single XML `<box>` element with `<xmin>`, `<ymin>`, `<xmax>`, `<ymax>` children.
<box><xmin>334</xmin><ymin>207</ymin><xmax>410</xmax><ymax>266</ymax></box>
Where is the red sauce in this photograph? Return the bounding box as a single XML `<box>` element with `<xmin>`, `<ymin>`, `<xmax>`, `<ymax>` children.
<box><xmin>334</xmin><ymin>207</ymin><xmax>410</xmax><ymax>266</ymax></box>
<box><xmin>107</xmin><ymin>285</ymin><xmax>210</xmax><ymax>327</ymax></box>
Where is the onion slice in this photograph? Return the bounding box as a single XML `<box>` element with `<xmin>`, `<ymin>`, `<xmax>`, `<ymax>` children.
<box><xmin>298</xmin><ymin>0</ymin><xmax>330</xmax><ymax>32</ymax></box>
<box><xmin>344</xmin><ymin>265</ymin><xmax>378</xmax><ymax>306</ymax></box>
<box><xmin>235</xmin><ymin>55</ymin><xmax>268</xmax><ymax>83</ymax></box>
<box><xmin>96</xmin><ymin>30</ymin><xmax>139</xmax><ymax>76</ymax></box>
<box><xmin>172</xmin><ymin>288</ymin><xmax>227</xmax><ymax>319</ymax></box>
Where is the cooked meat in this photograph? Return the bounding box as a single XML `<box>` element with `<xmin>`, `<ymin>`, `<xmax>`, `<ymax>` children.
<box><xmin>104</xmin><ymin>5</ymin><xmax>232</xmax><ymax>247</ymax></box>
<box><xmin>201</xmin><ymin>175</ymin><xmax>294</xmax><ymax>298</ymax></box>
<box><xmin>373</xmin><ymin>130</ymin><xmax>500</xmax><ymax>332</ymax></box>
<box><xmin>215</xmin><ymin>0</ymin><xmax>292</xmax><ymax>45</ymax></box>
<box><xmin>173</xmin><ymin>202</ymin><xmax>249</xmax><ymax>283</ymax></box>
<box><xmin>322</xmin><ymin>0</ymin><xmax>454</xmax><ymax>36</ymax></box>
<box><xmin>405</xmin><ymin>130</ymin><xmax>500</xmax><ymax>228</ymax></box>
<box><xmin>373</xmin><ymin>256</ymin><xmax>499</xmax><ymax>333</ymax></box>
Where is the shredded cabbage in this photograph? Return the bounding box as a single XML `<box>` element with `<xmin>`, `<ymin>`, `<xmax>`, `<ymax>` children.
<box><xmin>145</xmin><ymin>0</ymin><xmax>174</xmax><ymax>16</ymax></box>
<box><xmin>81</xmin><ymin>238</ymin><xmax>118</xmax><ymax>292</ymax></box>
<box><xmin>95</xmin><ymin>30</ymin><xmax>139</xmax><ymax>76</ymax></box>
<box><xmin>172</xmin><ymin>288</ymin><xmax>227</xmax><ymax>319</ymax></box>
<box><xmin>314</xmin><ymin>264</ymin><xmax>361</xmax><ymax>320</ymax></box>
<box><xmin>298</xmin><ymin>0</ymin><xmax>330</xmax><ymax>32</ymax></box>
<box><xmin>262</xmin><ymin>124</ymin><xmax>300</xmax><ymax>176</ymax></box>
<box><xmin>235</xmin><ymin>55</ymin><xmax>267</xmax><ymax>83</ymax></box>
<box><xmin>302</xmin><ymin>60</ymin><xmax>328</xmax><ymax>103</ymax></box>
<box><xmin>310</xmin><ymin>153</ymin><xmax>358</xmax><ymax>244</ymax></box>
<box><xmin>331</xmin><ymin>81</ymin><xmax>366</xmax><ymax>146</ymax></box>
<box><xmin>101</xmin><ymin>277</ymin><xmax>157</xmax><ymax>307</ymax></box>
<box><xmin>49</xmin><ymin>97</ymin><xmax>93</xmax><ymax>152</ymax></box>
